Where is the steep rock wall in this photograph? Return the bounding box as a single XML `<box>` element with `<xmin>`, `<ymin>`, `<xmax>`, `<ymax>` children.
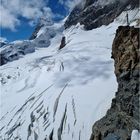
<box><xmin>90</xmin><ymin>26</ymin><xmax>140</xmax><ymax>140</ymax></box>
<box><xmin>64</xmin><ymin>0</ymin><xmax>139</xmax><ymax>30</ymax></box>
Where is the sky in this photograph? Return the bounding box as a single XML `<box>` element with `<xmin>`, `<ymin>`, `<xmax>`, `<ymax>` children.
<box><xmin>0</xmin><ymin>0</ymin><xmax>82</xmax><ymax>42</ymax></box>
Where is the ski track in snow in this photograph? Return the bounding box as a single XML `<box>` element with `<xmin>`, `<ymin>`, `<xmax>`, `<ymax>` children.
<box><xmin>0</xmin><ymin>10</ymin><xmax>139</xmax><ymax>140</ymax></box>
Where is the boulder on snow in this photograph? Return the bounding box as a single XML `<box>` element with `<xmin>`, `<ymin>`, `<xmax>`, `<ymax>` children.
<box><xmin>59</xmin><ymin>36</ymin><xmax>66</xmax><ymax>50</ymax></box>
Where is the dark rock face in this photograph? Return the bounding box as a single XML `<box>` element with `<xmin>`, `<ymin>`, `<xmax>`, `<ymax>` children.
<box><xmin>90</xmin><ymin>26</ymin><xmax>140</xmax><ymax>140</ymax></box>
<box><xmin>65</xmin><ymin>0</ymin><xmax>139</xmax><ymax>30</ymax></box>
<box><xmin>29</xmin><ymin>24</ymin><xmax>43</xmax><ymax>40</ymax></box>
<box><xmin>59</xmin><ymin>36</ymin><xmax>66</xmax><ymax>50</ymax></box>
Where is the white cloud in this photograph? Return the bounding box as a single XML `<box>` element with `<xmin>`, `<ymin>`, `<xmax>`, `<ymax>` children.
<box><xmin>0</xmin><ymin>5</ymin><xmax>20</xmax><ymax>31</ymax></box>
<box><xmin>0</xmin><ymin>0</ymin><xmax>85</xmax><ymax>31</ymax></box>
<box><xmin>0</xmin><ymin>0</ymin><xmax>52</xmax><ymax>30</ymax></box>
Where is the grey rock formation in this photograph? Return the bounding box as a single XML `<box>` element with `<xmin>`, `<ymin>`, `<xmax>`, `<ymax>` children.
<box><xmin>64</xmin><ymin>0</ymin><xmax>139</xmax><ymax>30</ymax></box>
<box><xmin>90</xmin><ymin>26</ymin><xmax>140</xmax><ymax>140</ymax></box>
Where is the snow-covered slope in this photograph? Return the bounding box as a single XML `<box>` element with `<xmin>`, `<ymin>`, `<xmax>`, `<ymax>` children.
<box><xmin>0</xmin><ymin>10</ymin><xmax>139</xmax><ymax>140</ymax></box>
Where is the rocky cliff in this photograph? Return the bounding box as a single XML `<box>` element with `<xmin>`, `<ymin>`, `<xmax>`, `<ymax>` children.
<box><xmin>64</xmin><ymin>0</ymin><xmax>139</xmax><ymax>30</ymax></box>
<box><xmin>90</xmin><ymin>26</ymin><xmax>140</xmax><ymax>140</ymax></box>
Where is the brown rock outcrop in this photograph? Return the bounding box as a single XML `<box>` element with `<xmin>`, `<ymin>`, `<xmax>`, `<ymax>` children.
<box><xmin>112</xmin><ymin>26</ymin><xmax>139</xmax><ymax>77</ymax></box>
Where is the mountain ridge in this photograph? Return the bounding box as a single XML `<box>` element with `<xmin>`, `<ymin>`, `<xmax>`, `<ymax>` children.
<box><xmin>64</xmin><ymin>0</ymin><xmax>139</xmax><ymax>30</ymax></box>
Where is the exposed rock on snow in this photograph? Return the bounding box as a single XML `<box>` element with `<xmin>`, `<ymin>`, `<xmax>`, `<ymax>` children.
<box><xmin>59</xmin><ymin>36</ymin><xmax>66</xmax><ymax>50</ymax></box>
<box><xmin>65</xmin><ymin>0</ymin><xmax>139</xmax><ymax>30</ymax></box>
<box><xmin>90</xmin><ymin>26</ymin><xmax>140</xmax><ymax>140</ymax></box>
